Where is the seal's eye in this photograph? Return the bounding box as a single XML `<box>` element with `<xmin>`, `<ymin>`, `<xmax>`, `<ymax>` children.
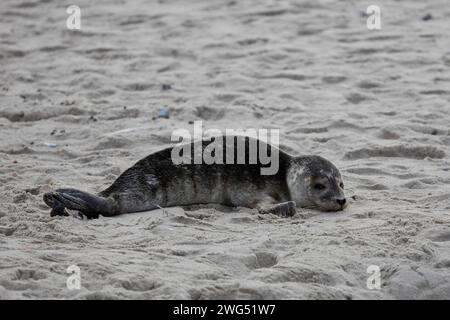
<box><xmin>314</xmin><ymin>183</ymin><xmax>326</xmax><ymax>190</ymax></box>
<box><xmin>340</xmin><ymin>183</ymin><xmax>344</xmax><ymax>189</ymax></box>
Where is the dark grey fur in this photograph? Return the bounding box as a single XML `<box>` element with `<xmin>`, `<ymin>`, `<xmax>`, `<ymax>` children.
<box><xmin>43</xmin><ymin>136</ymin><xmax>346</xmax><ymax>219</ymax></box>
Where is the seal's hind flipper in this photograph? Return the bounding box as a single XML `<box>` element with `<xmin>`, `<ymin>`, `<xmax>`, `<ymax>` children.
<box><xmin>50</xmin><ymin>204</ymin><xmax>69</xmax><ymax>217</ymax></box>
<box><xmin>43</xmin><ymin>188</ymin><xmax>116</xmax><ymax>219</ymax></box>
<box><xmin>258</xmin><ymin>201</ymin><xmax>297</xmax><ymax>218</ymax></box>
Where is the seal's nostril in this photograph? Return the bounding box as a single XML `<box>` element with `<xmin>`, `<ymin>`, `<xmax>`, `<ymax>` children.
<box><xmin>336</xmin><ymin>198</ymin><xmax>346</xmax><ymax>206</ymax></box>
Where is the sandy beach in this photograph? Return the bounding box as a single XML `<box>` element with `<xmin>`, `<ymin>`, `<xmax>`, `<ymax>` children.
<box><xmin>1</xmin><ymin>0</ymin><xmax>450</xmax><ymax>299</ymax></box>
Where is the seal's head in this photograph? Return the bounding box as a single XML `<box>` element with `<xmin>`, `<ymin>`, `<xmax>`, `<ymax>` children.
<box><xmin>288</xmin><ymin>156</ymin><xmax>347</xmax><ymax>211</ymax></box>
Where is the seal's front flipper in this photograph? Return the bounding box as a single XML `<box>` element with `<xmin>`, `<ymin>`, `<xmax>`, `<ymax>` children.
<box><xmin>43</xmin><ymin>188</ymin><xmax>116</xmax><ymax>219</ymax></box>
<box><xmin>258</xmin><ymin>201</ymin><xmax>297</xmax><ymax>218</ymax></box>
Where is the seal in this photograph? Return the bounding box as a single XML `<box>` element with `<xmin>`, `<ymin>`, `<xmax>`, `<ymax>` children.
<box><xmin>43</xmin><ymin>136</ymin><xmax>347</xmax><ymax>219</ymax></box>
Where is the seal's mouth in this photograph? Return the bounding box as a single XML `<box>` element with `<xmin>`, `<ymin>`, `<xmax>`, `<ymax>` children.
<box><xmin>315</xmin><ymin>200</ymin><xmax>348</xmax><ymax>212</ymax></box>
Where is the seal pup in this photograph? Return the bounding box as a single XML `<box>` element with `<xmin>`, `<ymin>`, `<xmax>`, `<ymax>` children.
<box><xmin>43</xmin><ymin>136</ymin><xmax>347</xmax><ymax>219</ymax></box>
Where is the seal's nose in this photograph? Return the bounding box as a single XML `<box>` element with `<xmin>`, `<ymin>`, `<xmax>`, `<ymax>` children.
<box><xmin>336</xmin><ymin>198</ymin><xmax>346</xmax><ymax>206</ymax></box>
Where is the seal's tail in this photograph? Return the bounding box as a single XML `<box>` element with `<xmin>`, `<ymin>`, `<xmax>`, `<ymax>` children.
<box><xmin>43</xmin><ymin>188</ymin><xmax>116</xmax><ymax>219</ymax></box>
